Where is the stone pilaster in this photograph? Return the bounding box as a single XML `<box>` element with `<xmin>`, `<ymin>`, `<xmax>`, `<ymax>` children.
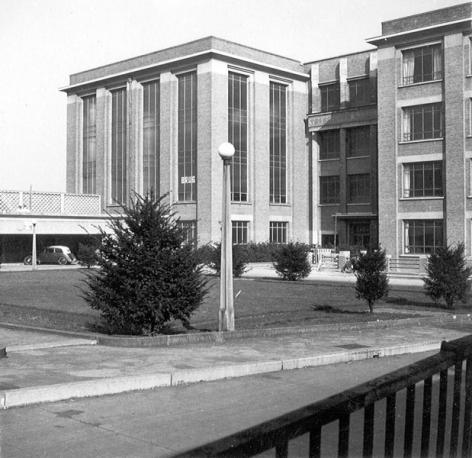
<box><xmin>95</xmin><ymin>88</ymin><xmax>111</xmax><ymax>209</ymax></box>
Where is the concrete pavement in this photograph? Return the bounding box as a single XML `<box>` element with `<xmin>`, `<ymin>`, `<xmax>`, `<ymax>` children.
<box><xmin>1</xmin><ymin>316</ymin><xmax>472</xmax><ymax>409</ymax></box>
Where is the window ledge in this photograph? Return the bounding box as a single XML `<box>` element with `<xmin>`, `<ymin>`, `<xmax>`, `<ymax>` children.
<box><xmin>399</xmin><ymin>138</ymin><xmax>443</xmax><ymax>145</ymax></box>
<box><xmin>231</xmin><ymin>201</ymin><xmax>252</xmax><ymax>206</ymax></box>
<box><xmin>319</xmin><ymin>158</ymin><xmax>340</xmax><ymax>162</ymax></box>
<box><xmin>269</xmin><ymin>203</ymin><xmax>291</xmax><ymax>207</ymax></box>
<box><xmin>347</xmin><ymin>202</ymin><xmax>371</xmax><ymax>205</ymax></box>
<box><xmin>347</xmin><ymin>155</ymin><xmax>370</xmax><ymax>160</ymax></box>
<box><xmin>398</xmin><ymin>79</ymin><xmax>442</xmax><ymax>89</ymax></box>
<box><xmin>175</xmin><ymin>201</ymin><xmax>197</xmax><ymax>205</ymax></box>
<box><xmin>400</xmin><ymin>197</ymin><xmax>444</xmax><ymax>201</ymax></box>
<box><xmin>319</xmin><ymin>203</ymin><xmax>340</xmax><ymax>206</ymax></box>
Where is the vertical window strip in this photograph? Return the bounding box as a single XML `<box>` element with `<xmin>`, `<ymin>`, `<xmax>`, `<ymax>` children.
<box><xmin>143</xmin><ymin>81</ymin><xmax>160</xmax><ymax>196</ymax></box>
<box><xmin>82</xmin><ymin>95</ymin><xmax>96</xmax><ymax>194</ymax></box>
<box><xmin>111</xmin><ymin>88</ymin><xmax>127</xmax><ymax>205</ymax></box>
<box><xmin>178</xmin><ymin>72</ymin><xmax>197</xmax><ymax>201</ymax></box>
<box><xmin>228</xmin><ymin>73</ymin><xmax>248</xmax><ymax>202</ymax></box>
<box><xmin>270</xmin><ymin>82</ymin><xmax>287</xmax><ymax>204</ymax></box>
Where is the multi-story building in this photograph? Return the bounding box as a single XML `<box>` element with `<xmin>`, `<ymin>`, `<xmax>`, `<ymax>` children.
<box><xmin>306</xmin><ymin>50</ymin><xmax>378</xmax><ymax>250</ymax></box>
<box><xmin>368</xmin><ymin>2</ymin><xmax>472</xmax><ymax>257</ymax></box>
<box><xmin>61</xmin><ymin>37</ymin><xmax>309</xmax><ymax>246</ymax></box>
<box><xmin>59</xmin><ymin>3</ymin><xmax>472</xmax><ymax>261</ymax></box>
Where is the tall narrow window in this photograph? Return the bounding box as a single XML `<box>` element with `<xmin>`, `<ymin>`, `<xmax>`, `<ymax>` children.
<box><xmin>348</xmin><ymin>78</ymin><xmax>375</xmax><ymax>107</ymax></box>
<box><xmin>402</xmin><ymin>44</ymin><xmax>442</xmax><ymax>85</ymax></box>
<box><xmin>270</xmin><ymin>82</ymin><xmax>287</xmax><ymax>204</ymax></box>
<box><xmin>346</xmin><ymin>126</ymin><xmax>372</xmax><ymax>157</ymax></box>
<box><xmin>82</xmin><ymin>95</ymin><xmax>96</xmax><ymax>194</ymax></box>
<box><xmin>320</xmin><ymin>176</ymin><xmax>340</xmax><ymax>204</ymax></box>
<box><xmin>178</xmin><ymin>72</ymin><xmax>197</xmax><ymax>201</ymax></box>
<box><xmin>228</xmin><ymin>73</ymin><xmax>248</xmax><ymax>202</ymax></box>
<box><xmin>111</xmin><ymin>88</ymin><xmax>127</xmax><ymax>205</ymax></box>
<box><xmin>143</xmin><ymin>80</ymin><xmax>160</xmax><ymax>196</ymax></box>
<box><xmin>348</xmin><ymin>174</ymin><xmax>370</xmax><ymax>203</ymax></box>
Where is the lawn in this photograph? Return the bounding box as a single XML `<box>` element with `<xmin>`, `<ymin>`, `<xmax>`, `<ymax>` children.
<box><xmin>0</xmin><ymin>269</ymin><xmax>464</xmax><ymax>334</ymax></box>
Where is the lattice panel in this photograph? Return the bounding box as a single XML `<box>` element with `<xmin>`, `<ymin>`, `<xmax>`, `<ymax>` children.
<box><xmin>64</xmin><ymin>194</ymin><xmax>101</xmax><ymax>215</ymax></box>
<box><xmin>0</xmin><ymin>191</ymin><xmax>21</xmax><ymax>213</ymax></box>
<box><xmin>31</xmin><ymin>192</ymin><xmax>61</xmax><ymax>214</ymax></box>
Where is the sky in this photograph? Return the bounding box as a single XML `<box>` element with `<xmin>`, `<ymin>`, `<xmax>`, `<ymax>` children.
<box><xmin>0</xmin><ymin>0</ymin><xmax>465</xmax><ymax>192</ymax></box>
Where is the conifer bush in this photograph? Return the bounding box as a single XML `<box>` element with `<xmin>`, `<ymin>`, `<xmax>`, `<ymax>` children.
<box><xmin>77</xmin><ymin>241</ymin><xmax>99</xmax><ymax>268</ymax></box>
<box><xmin>82</xmin><ymin>192</ymin><xmax>207</xmax><ymax>335</ymax></box>
<box><xmin>352</xmin><ymin>247</ymin><xmax>389</xmax><ymax>313</ymax></box>
<box><xmin>423</xmin><ymin>242</ymin><xmax>471</xmax><ymax>309</ymax></box>
<box><xmin>197</xmin><ymin>243</ymin><xmax>248</xmax><ymax>278</ymax></box>
<box><xmin>272</xmin><ymin>242</ymin><xmax>311</xmax><ymax>281</ymax></box>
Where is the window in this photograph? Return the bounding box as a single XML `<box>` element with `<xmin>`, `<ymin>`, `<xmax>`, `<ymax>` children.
<box><xmin>402</xmin><ymin>44</ymin><xmax>442</xmax><ymax>85</ymax></box>
<box><xmin>179</xmin><ymin>220</ymin><xmax>197</xmax><ymax>245</ymax></box>
<box><xmin>319</xmin><ymin>130</ymin><xmax>340</xmax><ymax>160</ymax></box>
<box><xmin>228</xmin><ymin>73</ymin><xmax>248</xmax><ymax>202</ymax></box>
<box><xmin>111</xmin><ymin>88</ymin><xmax>127</xmax><ymax>205</ymax></box>
<box><xmin>403</xmin><ymin>161</ymin><xmax>443</xmax><ymax>198</ymax></box>
<box><xmin>348</xmin><ymin>78</ymin><xmax>375</xmax><ymax>107</ymax></box>
<box><xmin>270</xmin><ymin>82</ymin><xmax>287</xmax><ymax>204</ymax></box>
<box><xmin>320</xmin><ymin>83</ymin><xmax>340</xmax><ymax>112</ymax></box>
<box><xmin>320</xmin><ymin>176</ymin><xmax>340</xmax><ymax>204</ymax></box>
<box><xmin>232</xmin><ymin>221</ymin><xmax>248</xmax><ymax>244</ymax></box>
<box><xmin>82</xmin><ymin>95</ymin><xmax>96</xmax><ymax>194</ymax></box>
<box><xmin>321</xmin><ymin>234</ymin><xmax>336</xmax><ymax>248</ymax></box>
<box><xmin>346</xmin><ymin>126</ymin><xmax>372</xmax><ymax>158</ymax></box>
<box><xmin>349</xmin><ymin>222</ymin><xmax>370</xmax><ymax>249</ymax></box>
<box><xmin>348</xmin><ymin>174</ymin><xmax>370</xmax><ymax>203</ymax></box>
<box><xmin>404</xmin><ymin>220</ymin><xmax>443</xmax><ymax>254</ymax></box>
<box><xmin>143</xmin><ymin>80</ymin><xmax>160</xmax><ymax>195</ymax></box>
<box><xmin>402</xmin><ymin>103</ymin><xmax>442</xmax><ymax>141</ymax></box>
<box><xmin>178</xmin><ymin>72</ymin><xmax>197</xmax><ymax>201</ymax></box>
<box><xmin>270</xmin><ymin>222</ymin><xmax>287</xmax><ymax>244</ymax></box>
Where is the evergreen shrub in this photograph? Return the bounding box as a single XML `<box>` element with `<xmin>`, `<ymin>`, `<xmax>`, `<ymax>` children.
<box><xmin>272</xmin><ymin>242</ymin><xmax>311</xmax><ymax>281</ymax></box>
<box><xmin>423</xmin><ymin>242</ymin><xmax>471</xmax><ymax>309</ymax></box>
<box><xmin>82</xmin><ymin>192</ymin><xmax>207</xmax><ymax>335</ymax></box>
<box><xmin>352</xmin><ymin>247</ymin><xmax>389</xmax><ymax>313</ymax></box>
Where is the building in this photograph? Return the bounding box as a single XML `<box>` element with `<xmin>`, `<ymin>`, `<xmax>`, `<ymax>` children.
<box><xmin>61</xmin><ymin>37</ymin><xmax>310</xmax><ymax>246</ymax></box>
<box><xmin>58</xmin><ymin>2</ymin><xmax>472</xmax><ymax>261</ymax></box>
<box><xmin>306</xmin><ymin>50</ymin><xmax>378</xmax><ymax>250</ymax></box>
<box><xmin>368</xmin><ymin>2</ymin><xmax>472</xmax><ymax>257</ymax></box>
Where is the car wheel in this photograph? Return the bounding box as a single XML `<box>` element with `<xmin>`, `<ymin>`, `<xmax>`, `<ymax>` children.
<box><xmin>57</xmin><ymin>257</ymin><xmax>68</xmax><ymax>265</ymax></box>
<box><xmin>23</xmin><ymin>255</ymin><xmax>32</xmax><ymax>265</ymax></box>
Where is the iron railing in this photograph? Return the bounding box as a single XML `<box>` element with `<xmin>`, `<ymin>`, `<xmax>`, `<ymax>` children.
<box><xmin>176</xmin><ymin>334</ymin><xmax>472</xmax><ymax>457</ymax></box>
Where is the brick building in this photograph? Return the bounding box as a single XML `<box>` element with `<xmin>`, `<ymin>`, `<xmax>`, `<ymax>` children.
<box><xmin>62</xmin><ymin>3</ymin><xmax>472</xmax><ymax>258</ymax></box>
<box><xmin>368</xmin><ymin>2</ymin><xmax>472</xmax><ymax>257</ymax></box>
<box><xmin>61</xmin><ymin>37</ymin><xmax>309</xmax><ymax>246</ymax></box>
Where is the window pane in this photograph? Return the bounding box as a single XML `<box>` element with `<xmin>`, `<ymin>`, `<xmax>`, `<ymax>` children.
<box><xmin>111</xmin><ymin>89</ymin><xmax>127</xmax><ymax>205</ymax></box>
<box><xmin>402</xmin><ymin>44</ymin><xmax>442</xmax><ymax>85</ymax></box>
<box><xmin>143</xmin><ymin>80</ymin><xmax>160</xmax><ymax>195</ymax></box>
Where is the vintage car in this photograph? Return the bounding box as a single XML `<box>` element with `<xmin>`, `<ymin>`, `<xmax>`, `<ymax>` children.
<box><xmin>23</xmin><ymin>245</ymin><xmax>78</xmax><ymax>265</ymax></box>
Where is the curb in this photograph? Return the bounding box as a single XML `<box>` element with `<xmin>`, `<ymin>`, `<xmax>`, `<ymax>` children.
<box><xmin>6</xmin><ymin>338</ymin><xmax>97</xmax><ymax>353</ymax></box>
<box><xmin>1</xmin><ymin>314</ymin><xmax>467</xmax><ymax>348</ymax></box>
<box><xmin>0</xmin><ymin>340</ymin><xmax>441</xmax><ymax>409</ymax></box>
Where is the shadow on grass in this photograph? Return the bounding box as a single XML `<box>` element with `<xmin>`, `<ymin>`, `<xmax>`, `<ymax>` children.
<box><xmin>385</xmin><ymin>296</ymin><xmax>442</xmax><ymax>309</ymax></box>
<box><xmin>311</xmin><ymin>304</ymin><xmax>370</xmax><ymax>314</ymax></box>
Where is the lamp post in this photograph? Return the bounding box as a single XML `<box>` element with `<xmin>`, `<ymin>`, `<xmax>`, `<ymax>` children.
<box><xmin>31</xmin><ymin>220</ymin><xmax>37</xmax><ymax>271</ymax></box>
<box><xmin>218</xmin><ymin>142</ymin><xmax>235</xmax><ymax>332</ymax></box>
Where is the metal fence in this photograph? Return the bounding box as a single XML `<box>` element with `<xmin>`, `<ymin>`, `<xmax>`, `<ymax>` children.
<box><xmin>175</xmin><ymin>334</ymin><xmax>472</xmax><ymax>457</ymax></box>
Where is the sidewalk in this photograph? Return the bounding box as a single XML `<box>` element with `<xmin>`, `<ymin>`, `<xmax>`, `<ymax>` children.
<box><xmin>1</xmin><ymin>316</ymin><xmax>471</xmax><ymax>409</ymax></box>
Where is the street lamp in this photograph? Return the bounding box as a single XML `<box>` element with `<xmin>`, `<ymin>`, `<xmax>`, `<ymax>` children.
<box><xmin>218</xmin><ymin>142</ymin><xmax>235</xmax><ymax>332</ymax></box>
<box><xmin>31</xmin><ymin>220</ymin><xmax>37</xmax><ymax>271</ymax></box>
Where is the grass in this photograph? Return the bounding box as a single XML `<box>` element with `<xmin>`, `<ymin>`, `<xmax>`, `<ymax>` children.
<box><xmin>0</xmin><ymin>269</ymin><xmax>468</xmax><ymax>335</ymax></box>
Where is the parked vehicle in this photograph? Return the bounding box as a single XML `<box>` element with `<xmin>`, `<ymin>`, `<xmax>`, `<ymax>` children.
<box><xmin>23</xmin><ymin>246</ymin><xmax>78</xmax><ymax>265</ymax></box>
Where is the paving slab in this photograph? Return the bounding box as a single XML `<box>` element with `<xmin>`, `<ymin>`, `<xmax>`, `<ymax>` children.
<box><xmin>1</xmin><ymin>321</ymin><xmax>471</xmax><ymax>408</ymax></box>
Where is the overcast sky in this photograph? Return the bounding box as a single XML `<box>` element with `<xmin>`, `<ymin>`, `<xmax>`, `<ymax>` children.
<box><xmin>0</xmin><ymin>0</ymin><xmax>464</xmax><ymax>192</ymax></box>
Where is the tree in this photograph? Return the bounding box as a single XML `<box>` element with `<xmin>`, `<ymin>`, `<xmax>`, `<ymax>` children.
<box><xmin>352</xmin><ymin>248</ymin><xmax>389</xmax><ymax>313</ymax></box>
<box><xmin>82</xmin><ymin>192</ymin><xmax>208</xmax><ymax>335</ymax></box>
<box><xmin>77</xmin><ymin>241</ymin><xmax>99</xmax><ymax>268</ymax></box>
<box><xmin>272</xmin><ymin>242</ymin><xmax>312</xmax><ymax>281</ymax></box>
<box><xmin>197</xmin><ymin>243</ymin><xmax>248</xmax><ymax>278</ymax></box>
<box><xmin>423</xmin><ymin>242</ymin><xmax>471</xmax><ymax>309</ymax></box>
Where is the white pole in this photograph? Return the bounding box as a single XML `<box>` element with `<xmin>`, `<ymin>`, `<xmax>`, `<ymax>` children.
<box><xmin>218</xmin><ymin>143</ymin><xmax>235</xmax><ymax>332</ymax></box>
<box><xmin>32</xmin><ymin>222</ymin><xmax>37</xmax><ymax>271</ymax></box>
